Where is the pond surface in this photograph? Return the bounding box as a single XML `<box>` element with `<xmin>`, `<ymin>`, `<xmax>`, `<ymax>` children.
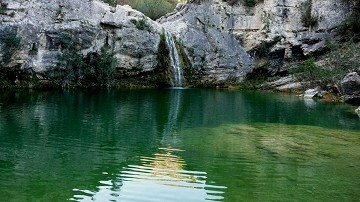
<box><xmin>0</xmin><ymin>89</ymin><xmax>359</xmax><ymax>202</ymax></box>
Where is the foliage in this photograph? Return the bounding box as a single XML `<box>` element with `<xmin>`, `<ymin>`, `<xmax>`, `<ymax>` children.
<box><xmin>322</xmin><ymin>40</ymin><xmax>360</xmax><ymax>75</ymax></box>
<box><xmin>154</xmin><ymin>32</ymin><xmax>172</xmax><ymax>87</ymax></box>
<box><xmin>0</xmin><ymin>1</ymin><xmax>8</xmax><ymax>15</ymax></box>
<box><xmin>51</xmin><ymin>47</ymin><xmax>117</xmax><ymax>88</ymax></box>
<box><xmin>293</xmin><ymin>41</ymin><xmax>360</xmax><ymax>92</ymax></box>
<box><xmin>301</xmin><ymin>0</ymin><xmax>318</xmax><ymax>27</ymax></box>
<box><xmin>121</xmin><ymin>0</ymin><xmax>175</xmax><ymax>20</ymax></box>
<box><xmin>292</xmin><ymin>58</ymin><xmax>332</xmax><ymax>82</ymax></box>
<box><xmin>174</xmin><ymin>36</ymin><xmax>192</xmax><ymax>86</ymax></box>
<box><xmin>244</xmin><ymin>0</ymin><xmax>257</xmax><ymax>7</ymax></box>
<box><xmin>0</xmin><ymin>28</ymin><xmax>22</xmax><ymax>64</ymax></box>
<box><xmin>0</xmin><ymin>27</ymin><xmax>24</xmax><ymax>84</ymax></box>
<box><xmin>337</xmin><ymin>4</ymin><xmax>360</xmax><ymax>41</ymax></box>
<box><xmin>130</xmin><ymin>19</ymin><xmax>149</xmax><ymax>30</ymax></box>
<box><xmin>103</xmin><ymin>0</ymin><xmax>118</xmax><ymax>6</ymax></box>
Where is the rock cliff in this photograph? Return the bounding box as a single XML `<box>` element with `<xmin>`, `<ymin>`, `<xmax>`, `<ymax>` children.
<box><xmin>159</xmin><ymin>0</ymin><xmax>355</xmax><ymax>76</ymax></box>
<box><xmin>0</xmin><ymin>0</ymin><xmax>356</xmax><ymax>87</ymax></box>
<box><xmin>0</xmin><ymin>0</ymin><xmax>161</xmax><ymax>81</ymax></box>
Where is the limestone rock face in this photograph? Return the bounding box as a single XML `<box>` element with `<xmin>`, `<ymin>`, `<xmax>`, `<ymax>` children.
<box><xmin>158</xmin><ymin>1</ymin><xmax>252</xmax><ymax>82</ymax></box>
<box><xmin>0</xmin><ymin>0</ymin><xmax>354</xmax><ymax>85</ymax></box>
<box><xmin>0</xmin><ymin>0</ymin><xmax>161</xmax><ymax>76</ymax></box>
<box><xmin>159</xmin><ymin>0</ymin><xmax>353</xmax><ymax>76</ymax></box>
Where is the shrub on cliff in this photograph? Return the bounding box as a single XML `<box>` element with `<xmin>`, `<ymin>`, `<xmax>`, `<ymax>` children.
<box><xmin>0</xmin><ymin>27</ymin><xmax>25</xmax><ymax>84</ymax></box>
<box><xmin>301</xmin><ymin>0</ymin><xmax>318</xmax><ymax>27</ymax></box>
<box><xmin>154</xmin><ymin>32</ymin><xmax>172</xmax><ymax>87</ymax></box>
<box><xmin>103</xmin><ymin>0</ymin><xmax>117</xmax><ymax>6</ymax></box>
<box><xmin>131</xmin><ymin>0</ymin><xmax>175</xmax><ymax>20</ymax></box>
<box><xmin>337</xmin><ymin>3</ymin><xmax>360</xmax><ymax>41</ymax></box>
<box><xmin>51</xmin><ymin>47</ymin><xmax>117</xmax><ymax>88</ymax></box>
<box><xmin>0</xmin><ymin>28</ymin><xmax>21</xmax><ymax>64</ymax></box>
<box><xmin>116</xmin><ymin>0</ymin><xmax>182</xmax><ymax>20</ymax></box>
<box><xmin>293</xmin><ymin>41</ymin><xmax>360</xmax><ymax>92</ymax></box>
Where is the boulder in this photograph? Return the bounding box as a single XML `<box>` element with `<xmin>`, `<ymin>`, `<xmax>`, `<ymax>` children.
<box><xmin>304</xmin><ymin>88</ymin><xmax>324</xmax><ymax>99</ymax></box>
<box><xmin>355</xmin><ymin>107</ymin><xmax>360</xmax><ymax>114</ymax></box>
<box><xmin>341</xmin><ymin>72</ymin><xmax>360</xmax><ymax>95</ymax></box>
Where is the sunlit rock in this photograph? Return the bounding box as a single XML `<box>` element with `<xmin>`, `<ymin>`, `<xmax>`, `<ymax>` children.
<box><xmin>304</xmin><ymin>88</ymin><xmax>323</xmax><ymax>99</ymax></box>
<box><xmin>341</xmin><ymin>72</ymin><xmax>360</xmax><ymax>95</ymax></box>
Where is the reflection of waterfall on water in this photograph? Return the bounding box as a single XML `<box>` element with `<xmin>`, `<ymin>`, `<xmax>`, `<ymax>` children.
<box><xmin>164</xmin><ymin>30</ymin><xmax>183</xmax><ymax>87</ymax></box>
<box><xmin>70</xmin><ymin>148</ymin><xmax>226</xmax><ymax>202</ymax></box>
<box><xmin>161</xmin><ymin>89</ymin><xmax>182</xmax><ymax>145</ymax></box>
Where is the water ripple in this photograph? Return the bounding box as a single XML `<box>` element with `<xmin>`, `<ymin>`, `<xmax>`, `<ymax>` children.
<box><xmin>71</xmin><ymin>148</ymin><xmax>226</xmax><ymax>202</ymax></box>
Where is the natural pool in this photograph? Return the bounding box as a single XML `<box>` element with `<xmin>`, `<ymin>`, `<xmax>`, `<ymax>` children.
<box><xmin>0</xmin><ymin>89</ymin><xmax>359</xmax><ymax>201</ymax></box>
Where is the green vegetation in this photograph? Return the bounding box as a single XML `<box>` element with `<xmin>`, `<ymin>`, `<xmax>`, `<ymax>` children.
<box><xmin>118</xmin><ymin>0</ymin><xmax>181</xmax><ymax>20</ymax></box>
<box><xmin>292</xmin><ymin>58</ymin><xmax>332</xmax><ymax>82</ymax></box>
<box><xmin>0</xmin><ymin>1</ymin><xmax>8</xmax><ymax>15</ymax></box>
<box><xmin>301</xmin><ymin>0</ymin><xmax>318</xmax><ymax>27</ymax></box>
<box><xmin>337</xmin><ymin>3</ymin><xmax>360</xmax><ymax>41</ymax></box>
<box><xmin>292</xmin><ymin>41</ymin><xmax>360</xmax><ymax>92</ymax></box>
<box><xmin>103</xmin><ymin>0</ymin><xmax>118</xmax><ymax>6</ymax></box>
<box><xmin>154</xmin><ymin>32</ymin><xmax>172</xmax><ymax>87</ymax></box>
<box><xmin>0</xmin><ymin>28</ymin><xmax>22</xmax><ymax>64</ymax></box>
<box><xmin>0</xmin><ymin>27</ymin><xmax>27</xmax><ymax>86</ymax></box>
<box><xmin>130</xmin><ymin>19</ymin><xmax>149</xmax><ymax>30</ymax></box>
<box><xmin>244</xmin><ymin>0</ymin><xmax>257</xmax><ymax>7</ymax></box>
<box><xmin>174</xmin><ymin>37</ymin><xmax>192</xmax><ymax>86</ymax></box>
<box><xmin>49</xmin><ymin>46</ymin><xmax>117</xmax><ymax>88</ymax></box>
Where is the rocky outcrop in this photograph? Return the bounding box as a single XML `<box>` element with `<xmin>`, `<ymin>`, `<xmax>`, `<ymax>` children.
<box><xmin>158</xmin><ymin>1</ymin><xmax>252</xmax><ymax>82</ymax></box>
<box><xmin>159</xmin><ymin>0</ymin><xmax>354</xmax><ymax>76</ymax></box>
<box><xmin>341</xmin><ymin>72</ymin><xmax>360</xmax><ymax>104</ymax></box>
<box><xmin>341</xmin><ymin>72</ymin><xmax>360</xmax><ymax>95</ymax></box>
<box><xmin>304</xmin><ymin>87</ymin><xmax>323</xmax><ymax>99</ymax></box>
<box><xmin>0</xmin><ymin>0</ymin><xmax>355</xmax><ymax>87</ymax></box>
<box><xmin>261</xmin><ymin>75</ymin><xmax>302</xmax><ymax>91</ymax></box>
<box><xmin>0</xmin><ymin>0</ymin><xmax>161</xmax><ymax>79</ymax></box>
<box><xmin>355</xmin><ymin>106</ymin><xmax>360</xmax><ymax>117</ymax></box>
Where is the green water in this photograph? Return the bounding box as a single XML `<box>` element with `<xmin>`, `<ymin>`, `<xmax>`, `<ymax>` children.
<box><xmin>0</xmin><ymin>89</ymin><xmax>359</xmax><ymax>202</ymax></box>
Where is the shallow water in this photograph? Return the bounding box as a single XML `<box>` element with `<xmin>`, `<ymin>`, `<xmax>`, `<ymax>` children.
<box><xmin>0</xmin><ymin>89</ymin><xmax>359</xmax><ymax>201</ymax></box>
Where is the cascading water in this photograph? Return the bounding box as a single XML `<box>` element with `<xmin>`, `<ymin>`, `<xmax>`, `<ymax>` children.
<box><xmin>164</xmin><ymin>30</ymin><xmax>183</xmax><ymax>87</ymax></box>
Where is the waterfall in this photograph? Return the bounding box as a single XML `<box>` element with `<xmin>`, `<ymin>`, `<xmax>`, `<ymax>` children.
<box><xmin>164</xmin><ymin>30</ymin><xmax>183</xmax><ymax>87</ymax></box>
